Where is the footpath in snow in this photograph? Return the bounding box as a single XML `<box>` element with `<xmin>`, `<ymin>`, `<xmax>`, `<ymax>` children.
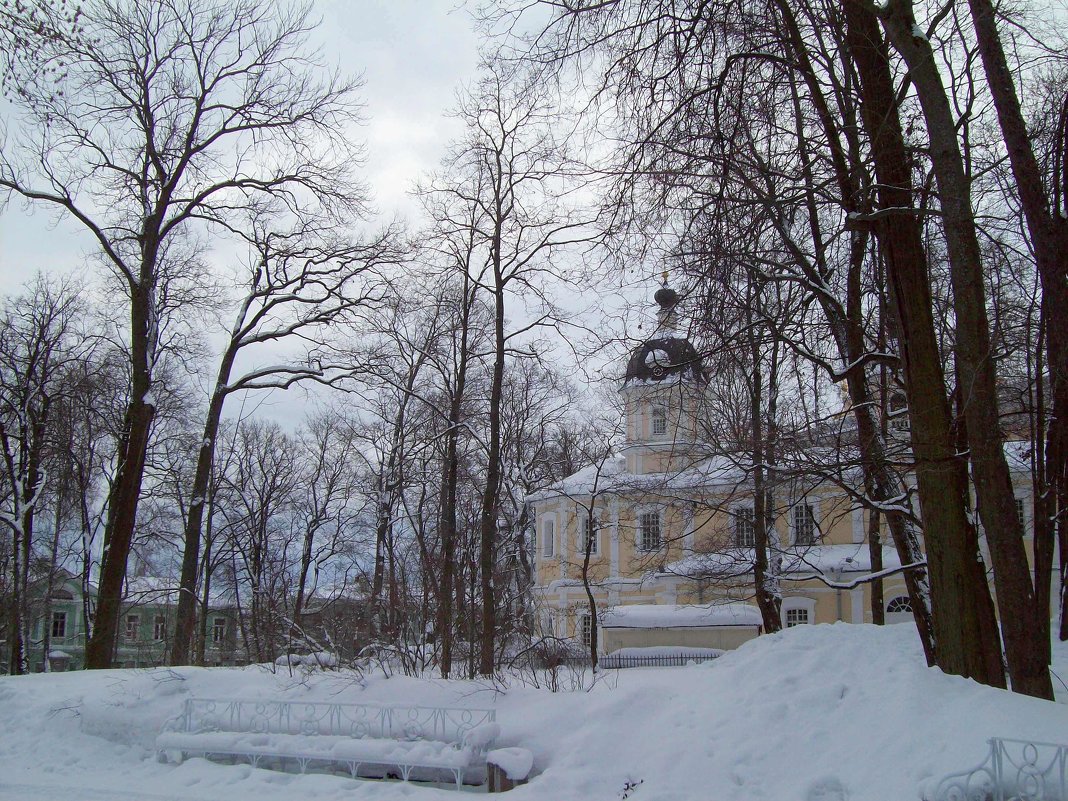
<box><xmin>2</xmin><ymin>623</ymin><xmax>1067</xmax><ymax>801</ymax></box>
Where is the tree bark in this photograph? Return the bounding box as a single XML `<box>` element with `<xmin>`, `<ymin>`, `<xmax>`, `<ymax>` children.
<box><xmin>966</xmin><ymin>0</ymin><xmax>1068</xmax><ymax>646</ymax></box>
<box><xmin>843</xmin><ymin>0</ymin><xmax>1005</xmax><ymax>688</ymax></box>
<box><xmin>172</xmin><ymin>349</ymin><xmax>236</xmax><ymax>665</ymax></box>
<box><xmin>877</xmin><ymin>0</ymin><xmax>1053</xmax><ymax>700</ymax></box>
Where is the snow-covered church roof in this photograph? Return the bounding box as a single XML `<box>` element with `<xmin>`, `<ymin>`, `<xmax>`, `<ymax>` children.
<box><xmin>600</xmin><ymin>602</ymin><xmax>763</xmax><ymax>629</ymax></box>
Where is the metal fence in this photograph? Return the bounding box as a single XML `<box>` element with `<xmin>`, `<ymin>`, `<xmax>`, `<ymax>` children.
<box><xmin>927</xmin><ymin>737</ymin><xmax>1068</xmax><ymax>801</ymax></box>
<box><xmin>599</xmin><ymin>653</ymin><xmax>721</xmax><ymax>669</ymax></box>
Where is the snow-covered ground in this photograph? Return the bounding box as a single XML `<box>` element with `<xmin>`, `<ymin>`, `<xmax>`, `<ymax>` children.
<box><xmin>3</xmin><ymin>623</ymin><xmax>1067</xmax><ymax>801</ymax></box>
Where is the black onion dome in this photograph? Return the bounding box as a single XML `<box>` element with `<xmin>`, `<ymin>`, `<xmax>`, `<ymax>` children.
<box><xmin>624</xmin><ymin>337</ymin><xmax>706</xmax><ymax>384</ymax></box>
<box><xmin>653</xmin><ymin>286</ymin><xmax>680</xmax><ymax>310</ymax></box>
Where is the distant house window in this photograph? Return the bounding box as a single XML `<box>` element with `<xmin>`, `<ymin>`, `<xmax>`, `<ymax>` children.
<box><xmin>793</xmin><ymin>503</ymin><xmax>817</xmax><ymax>546</ymax></box>
<box><xmin>212</xmin><ymin>617</ymin><xmax>226</xmax><ymax>644</ymax></box>
<box><xmin>153</xmin><ymin>615</ymin><xmax>167</xmax><ymax>641</ymax></box>
<box><xmin>733</xmin><ymin>506</ymin><xmax>755</xmax><ymax>547</ymax></box>
<box><xmin>638</xmin><ymin>511</ymin><xmax>662</xmax><ymax>552</ymax></box>
<box><xmin>785</xmin><ymin>608</ymin><xmax>809</xmax><ymax>627</ymax></box>
<box><xmin>888</xmin><ymin>392</ymin><xmax>909</xmax><ymax>432</ymax></box>
<box><xmin>651</xmin><ymin>406</ymin><xmax>667</xmax><ymax>436</ymax></box>
<box><xmin>886</xmin><ymin>596</ymin><xmax>912</xmax><ymax>614</ymax></box>
<box><xmin>583</xmin><ymin>515</ymin><xmax>598</xmax><ymax>555</ymax></box>
<box><xmin>542</xmin><ymin>518</ymin><xmax>555</xmax><ymax>558</ymax></box>
<box><xmin>1016</xmin><ymin>498</ymin><xmax>1026</xmax><ymax>530</ymax></box>
<box><xmin>51</xmin><ymin>611</ymin><xmax>67</xmax><ymax>639</ymax></box>
<box><xmin>125</xmin><ymin>614</ymin><xmax>140</xmax><ymax>640</ymax></box>
<box><xmin>579</xmin><ymin>614</ymin><xmax>593</xmax><ymax>649</ymax></box>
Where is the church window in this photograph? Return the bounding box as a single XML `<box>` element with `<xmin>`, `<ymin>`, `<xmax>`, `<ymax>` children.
<box><xmin>638</xmin><ymin>510</ymin><xmax>662</xmax><ymax>552</ymax></box>
<box><xmin>651</xmin><ymin>406</ymin><xmax>667</xmax><ymax>436</ymax></box>
<box><xmin>542</xmin><ymin>518</ymin><xmax>555</xmax><ymax>558</ymax></box>
<box><xmin>886</xmin><ymin>596</ymin><xmax>912</xmax><ymax>614</ymax></box>
<box><xmin>733</xmin><ymin>506</ymin><xmax>755</xmax><ymax>547</ymax></box>
<box><xmin>792</xmin><ymin>502</ymin><xmax>817</xmax><ymax>546</ymax></box>
<box><xmin>785</xmin><ymin>608</ymin><xmax>809</xmax><ymax>627</ymax></box>
<box><xmin>583</xmin><ymin>514</ymin><xmax>598</xmax><ymax>555</ymax></box>
<box><xmin>579</xmin><ymin>614</ymin><xmax>593</xmax><ymax>649</ymax></box>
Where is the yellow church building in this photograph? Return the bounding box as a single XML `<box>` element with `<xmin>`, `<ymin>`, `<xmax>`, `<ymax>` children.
<box><xmin>528</xmin><ymin>284</ymin><xmax>1034</xmax><ymax>657</ymax></box>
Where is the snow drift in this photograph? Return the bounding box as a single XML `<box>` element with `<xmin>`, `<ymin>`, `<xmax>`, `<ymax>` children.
<box><xmin>1</xmin><ymin>623</ymin><xmax>1066</xmax><ymax>801</ymax></box>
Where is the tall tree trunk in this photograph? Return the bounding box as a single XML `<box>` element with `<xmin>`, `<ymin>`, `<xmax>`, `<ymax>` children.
<box><xmin>173</xmin><ymin>348</ymin><xmax>237</xmax><ymax>665</ymax></box>
<box><xmin>438</xmin><ymin>276</ymin><xmax>474</xmax><ymax>679</ymax></box>
<box><xmin>967</xmin><ymin>0</ymin><xmax>1068</xmax><ymax>645</ymax></box>
<box><xmin>86</xmin><ymin>278</ymin><xmax>156</xmax><ymax>669</ymax></box>
<box><xmin>478</xmin><ymin>269</ymin><xmax>506</xmax><ymax>676</ymax></box>
<box><xmin>843</xmin><ymin>0</ymin><xmax>1005</xmax><ymax>688</ymax></box>
<box><xmin>773</xmin><ymin>3</ymin><xmax>935</xmax><ymax>656</ymax></box>
<box><xmin>877</xmin><ymin>0</ymin><xmax>1053</xmax><ymax>700</ymax></box>
<box><xmin>750</xmin><ymin>305</ymin><xmax>782</xmax><ymax>632</ymax></box>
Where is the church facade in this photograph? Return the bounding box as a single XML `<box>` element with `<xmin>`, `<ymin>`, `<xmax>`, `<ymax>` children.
<box><xmin>528</xmin><ymin>284</ymin><xmax>1034</xmax><ymax>656</ymax></box>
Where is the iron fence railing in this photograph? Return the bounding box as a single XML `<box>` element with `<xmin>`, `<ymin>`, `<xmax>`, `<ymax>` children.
<box><xmin>927</xmin><ymin>737</ymin><xmax>1068</xmax><ymax>801</ymax></box>
<box><xmin>599</xmin><ymin>653</ymin><xmax>721</xmax><ymax>669</ymax></box>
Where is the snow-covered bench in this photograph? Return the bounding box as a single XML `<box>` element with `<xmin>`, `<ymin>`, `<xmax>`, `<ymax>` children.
<box><xmin>925</xmin><ymin>737</ymin><xmax>1068</xmax><ymax>801</ymax></box>
<box><xmin>157</xmin><ymin>697</ymin><xmax>499</xmax><ymax>789</ymax></box>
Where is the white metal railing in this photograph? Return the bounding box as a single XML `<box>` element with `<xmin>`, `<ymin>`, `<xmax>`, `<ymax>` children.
<box><xmin>927</xmin><ymin>738</ymin><xmax>1068</xmax><ymax>801</ymax></box>
<box><xmin>173</xmin><ymin>697</ymin><xmax>496</xmax><ymax>746</ymax></box>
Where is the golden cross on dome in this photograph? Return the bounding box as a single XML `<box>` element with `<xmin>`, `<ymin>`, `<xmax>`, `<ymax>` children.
<box><xmin>661</xmin><ymin>270</ymin><xmax>669</xmax><ymax>286</ymax></box>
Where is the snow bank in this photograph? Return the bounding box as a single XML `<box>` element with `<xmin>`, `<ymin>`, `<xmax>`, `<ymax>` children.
<box><xmin>272</xmin><ymin>651</ymin><xmax>339</xmax><ymax>668</ymax></box>
<box><xmin>488</xmin><ymin>747</ymin><xmax>534</xmax><ymax>781</ymax></box>
<box><xmin>600</xmin><ymin>602</ymin><xmax>762</xmax><ymax>628</ymax></box>
<box><xmin>2</xmin><ymin>625</ymin><xmax>1067</xmax><ymax>801</ymax></box>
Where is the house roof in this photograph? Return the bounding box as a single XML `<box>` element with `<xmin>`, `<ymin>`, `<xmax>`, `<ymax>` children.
<box><xmin>528</xmin><ymin>453</ymin><xmax>754</xmax><ymax>502</ymax></box>
<box><xmin>600</xmin><ymin>602</ymin><xmax>763</xmax><ymax>629</ymax></box>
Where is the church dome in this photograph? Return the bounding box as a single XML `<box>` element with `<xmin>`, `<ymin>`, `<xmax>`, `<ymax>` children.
<box><xmin>624</xmin><ymin>279</ymin><xmax>706</xmax><ymax>385</ymax></box>
<box><xmin>624</xmin><ymin>337</ymin><xmax>705</xmax><ymax>384</ymax></box>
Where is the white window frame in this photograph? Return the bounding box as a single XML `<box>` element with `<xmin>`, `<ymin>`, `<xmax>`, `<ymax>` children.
<box><xmin>578</xmin><ymin>613</ymin><xmax>593</xmax><ymax>649</ymax></box>
<box><xmin>637</xmin><ymin>508</ymin><xmax>663</xmax><ymax>552</ymax></box>
<box><xmin>125</xmin><ymin>614</ymin><xmax>140</xmax><ymax>641</ymax></box>
<box><xmin>51</xmin><ymin>610</ymin><xmax>67</xmax><ymax>639</ymax></box>
<box><xmin>792</xmin><ymin>500</ymin><xmax>818</xmax><ymax>546</ymax></box>
<box><xmin>541</xmin><ymin>516</ymin><xmax>556</xmax><ymax>558</ymax></box>
<box><xmin>886</xmin><ymin>596</ymin><xmax>912</xmax><ymax>614</ymax></box>
<box><xmin>211</xmin><ymin>617</ymin><xmax>226</xmax><ymax>644</ymax></box>
<box><xmin>651</xmin><ymin>405</ymin><xmax>668</xmax><ymax>437</ymax></box>
<box><xmin>1015</xmin><ymin>497</ymin><xmax>1027</xmax><ymax>532</ymax></box>
<box><xmin>732</xmin><ymin>505</ymin><xmax>755</xmax><ymax>548</ymax></box>
<box><xmin>782</xmin><ymin>597</ymin><xmax>816</xmax><ymax>627</ymax></box>
<box><xmin>885</xmin><ymin>595</ymin><xmax>913</xmax><ymax>624</ymax></box>
<box><xmin>153</xmin><ymin>615</ymin><xmax>167</xmax><ymax>641</ymax></box>
<box><xmin>582</xmin><ymin>513</ymin><xmax>599</xmax><ymax>555</ymax></box>
<box><xmin>785</xmin><ymin>608</ymin><xmax>809</xmax><ymax>627</ymax></box>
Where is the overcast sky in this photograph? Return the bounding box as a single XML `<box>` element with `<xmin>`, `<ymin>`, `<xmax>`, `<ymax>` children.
<box><xmin>0</xmin><ymin>0</ymin><xmax>483</xmax><ymax>294</ymax></box>
<box><xmin>0</xmin><ymin>1</ymin><xmax>647</xmax><ymax>426</ymax></box>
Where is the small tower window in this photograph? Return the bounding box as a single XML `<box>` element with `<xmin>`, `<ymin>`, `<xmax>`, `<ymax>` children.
<box><xmin>651</xmin><ymin>406</ymin><xmax>667</xmax><ymax>436</ymax></box>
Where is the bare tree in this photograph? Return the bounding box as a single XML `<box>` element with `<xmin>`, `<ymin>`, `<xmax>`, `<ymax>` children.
<box><xmin>170</xmin><ymin>222</ymin><xmax>395</xmax><ymax>665</ymax></box>
<box><xmin>0</xmin><ymin>276</ymin><xmax>86</xmax><ymax>674</ymax></box>
<box><xmin>0</xmin><ymin>0</ymin><xmax>366</xmax><ymax>667</ymax></box>
<box><xmin>439</xmin><ymin>60</ymin><xmax>600</xmax><ymax>675</ymax></box>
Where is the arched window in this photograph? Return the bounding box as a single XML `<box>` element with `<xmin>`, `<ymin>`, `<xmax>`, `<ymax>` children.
<box><xmin>651</xmin><ymin>406</ymin><xmax>667</xmax><ymax>436</ymax></box>
<box><xmin>886</xmin><ymin>596</ymin><xmax>912</xmax><ymax>613</ymax></box>
<box><xmin>885</xmin><ymin>595</ymin><xmax>913</xmax><ymax>624</ymax></box>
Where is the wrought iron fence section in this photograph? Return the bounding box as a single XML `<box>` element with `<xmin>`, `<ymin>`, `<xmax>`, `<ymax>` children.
<box><xmin>928</xmin><ymin>737</ymin><xmax>1068</xmax><ymax>801</ymax></box>
<box><xmin>599</xmin><ymin>653</ymin><xmax>721</xmax><ymax>669</ymax></box>
<box><xmin>178</xmin><ymin>697</ymin><xmax>495</xmax><ymax>742</ymax></box>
